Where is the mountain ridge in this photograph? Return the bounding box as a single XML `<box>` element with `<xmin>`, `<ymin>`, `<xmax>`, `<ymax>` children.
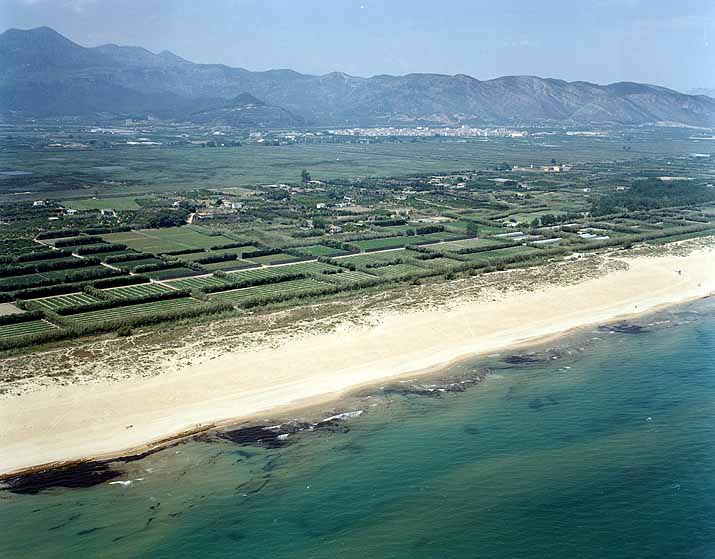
<box><xmin>2</xmin><ymin>26</ymin><xmax>714</xmax><ymax>127</ymax></box>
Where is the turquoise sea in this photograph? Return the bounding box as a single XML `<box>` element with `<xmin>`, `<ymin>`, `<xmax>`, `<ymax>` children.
<box><xmin>2</xmin><ymin>299</ymin><xmax>715</xmax><ymax>558</ymax></box>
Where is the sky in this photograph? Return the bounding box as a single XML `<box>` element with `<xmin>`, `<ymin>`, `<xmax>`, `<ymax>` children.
<box><xmin>1</xmin><ymin>0</ymin><xmax>713</xmax><ymax>91</ymax></box>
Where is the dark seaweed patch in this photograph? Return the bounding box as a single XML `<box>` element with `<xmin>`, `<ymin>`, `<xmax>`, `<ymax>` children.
<box><xmin>2</xmin><ymin>462</ymin><xmax>122</xmax><ymax>495</ymax></box>
<box><xmin>504</xmin><ymin>355</ymin><xmax>540</xmax><ymax>365</ymax></box>
<box><xmin>218</xmin><ymin>426</ymin><xmax>289</xmax><ymax>449</ymax></box>
<box><xmin>76</xmin><ymin>526</ymin><xmax>106</xmax><ymax>536</ymax></box>
<box><xmin>529</xmin><ymin>398</ymin><xmax>545</xmax><ymax>410</ymax></box>
<box><xmin>599</xmin><ymin>322</ymin><xmax>646</xmax><ymax>334</ymax></box>
<box><xmin>529</xmin><ymin>396</ymin><xmax>559</xmax><ymax>410</ymax></box>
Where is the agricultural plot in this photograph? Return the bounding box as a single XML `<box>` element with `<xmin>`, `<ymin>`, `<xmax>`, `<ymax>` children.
<box><xmin>459</xmin><ymin>246</ymin><xmax>539</xmax><ymax>262</ymax></box>
<box><xmin>143</xmin><ymin>267</ymin><xmax>203</xmax><ymax>281</ymax></box>
<box><xmin>371</xmin><ymin>263</ymin><xmax>430</xmax><ymax>278</ymax></box>
<box><xmin>102</xmin><ymin>226</ymin><xmax>234</xmax><ymax>253</ymax></box>
<box><xmin>111</xmin><ymin>257</ymin><xmax>165</xmax><ymax>270</ymax></box>
<box><xmin>350</xmin><ymin>231</ymin><xmax>462</xmax><ymax>252</ymax></box>
<box><xmin>321</xmin><ymin>270</ymin><xmax>378</xmax><ymax>285</ymax></box>
<box><xmin>210</xmin><ymin>278</ymin><xmax>330</xmax><ymax>304</ymax></box>
<box><xmin>292</xmin><ymin>245</ymin><xmax>350</xmax><ymax>258</ymax></box>
<box><xmin>0</xmin><ymin>239</ymin><xmax>49</xmax><ymax>258</ymax></box>
<box><xmin>245</xmin><ymin>252</ymin><xmax>303</xmax><ymax>265</ymax></box>
<box><xmin>68</xmin><ymin>243</ymin><xmax>110</xmax><ymax>253</ymax></box>
<box><xmin>0</xmin><ymin>319</ymin><xmax>58</xmax><ymax>339</ymax></box>
<box><xmin>103</xmin><ymin>283</ymin><xmax>176</xmax><ymax>299</ymax></box>
<box><xmin>280</xmin><ymin>261</ymin><xmax>342</xmax><ymax>275</ymax></box>
<box><xmin>30</xmin><ymin>292</ymin><xmax>100</xmax><ymax>311</ymax></box>
<box><xmin>425</xmin><ymin>238</ymin><xmax>502</xmax><ymax>252</ymax></box>
<box><xmin>0</xmin><ymin>272</ymin><xmax>46</xmax><ymax>291</ymax></box>
<box><xmin>42</xmin><ymin>265</ymin><xmax>117</xmax><ymax>281</ymax></box>
<box><xmin>97</xmin><ymin>250</ymin><xmax>137</xmax><ymax>261</ymax></box>
<box><xmin>62</xmin><ymin>196</ymin><xmax>140</xmax><ymax>211</ymax></box>
<box><xmin>164</xmin><ymin>276</ymin><xmax>231</xmax><ymax>291</ymax></box>
<box><xmin>419</xmin><ymin>257</ymin><xmax>465</xmax><ymax>269</ymax></box>
<box><xmin>63</xmin><ymin>297</ymin><xmax>200</xmax><ymax>323</ymax></box>
<box><xmin>226</xmin><ymin>266</ymin><xmax>304</xmax><ymax>283</ymax></box>
<box><xmin>337</xmin><ymin>249</ymin><xmax>423</xmax><ymax>268</ymax></box>
<box><xmin>199</xmin><ymin>260</ymin><xmax>257</xmax><ymax>272</ymax></box>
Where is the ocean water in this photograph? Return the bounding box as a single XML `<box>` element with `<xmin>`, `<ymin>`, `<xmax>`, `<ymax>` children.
<box><xmin>2</xmin><ymin>300</ymin><xmax>715</xmax><ymax>558</ymax></box>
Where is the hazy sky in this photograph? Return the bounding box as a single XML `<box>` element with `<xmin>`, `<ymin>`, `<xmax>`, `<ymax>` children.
<box><xmin>2</xmin><ymin>0</ymin><xmax>713</xmax><ymax>90</ymax></box>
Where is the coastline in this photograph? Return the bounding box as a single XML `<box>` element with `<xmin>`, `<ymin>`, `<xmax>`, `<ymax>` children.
<box><xmin>1</xmin><ymin>246</ymin><xmax>713</xmax><ymax>478</ymax></box>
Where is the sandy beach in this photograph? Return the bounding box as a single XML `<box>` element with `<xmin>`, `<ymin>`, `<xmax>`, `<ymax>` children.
<box><xmin>1</xmin><ymin>246</ymin><xmax>713</xmax><ymax>477</ymax></box>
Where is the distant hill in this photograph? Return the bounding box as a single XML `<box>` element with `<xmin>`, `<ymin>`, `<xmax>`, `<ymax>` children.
<box><xmin>688</xmin><ymin>88</ymin><xmax>715</xmax><ymax>100</ymax></box>
<box><xmin>2</xmin><ymin>26</ymin><xmax>715</xmax><ymax>128</ymax></box>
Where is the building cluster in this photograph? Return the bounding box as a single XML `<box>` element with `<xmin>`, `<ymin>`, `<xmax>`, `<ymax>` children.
<box><xmin>326</xmin><ymin>126</ymin><xmax>528</xmax><ymax>138</ymax></box>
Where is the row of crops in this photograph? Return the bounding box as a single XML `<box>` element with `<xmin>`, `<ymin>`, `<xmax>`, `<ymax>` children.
<box><xmin>210</xmin><ymin>278</ymin><xmax>331</xmax><ymax>305</ymax></box>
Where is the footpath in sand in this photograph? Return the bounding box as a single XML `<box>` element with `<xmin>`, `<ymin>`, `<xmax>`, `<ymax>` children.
<box><xmin>1</xmin><ymin>246</ymin><xmax>713</xmax><ymax>476</ymax></box>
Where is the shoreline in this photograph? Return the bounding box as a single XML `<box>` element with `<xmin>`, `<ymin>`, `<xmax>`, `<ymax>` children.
<box><xmin>1</xmin><ymin>247</ymin><xmax>714</xmax><ymax>479</ymax></box>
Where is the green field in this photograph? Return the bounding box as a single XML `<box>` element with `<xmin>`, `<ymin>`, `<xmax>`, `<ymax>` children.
<box><xmin>351</xmin><ymin>232</ymin><xmax>461</xmax><ymax>252</ymax></box>
<box><xmin>280</xmin><ymin>261</ymin><xmax>342</xmax><ymax>275</ymax></box>
<box><xmin>0</xmin><ymin>272</ymin><xmax>46</xmax><ymax>290</ymax></box>
<box><xmin>143</xmin><ymin>267</ymin><xmax>202</xmax><ymax>280</ymax></box>
<box><xmin>420</xmin><ymin>256</ymin><xmax>465</xmax><ymax>269</ymax></box>
<box><xmin>0</xmin><ymin>319</ymin><xmax>58</xmax><ymax>339</ymax></box>
<box><xmin>102</xmin><ymin>227</ymin><xmax>235</xmax><ymax>253</ymax></box>
<box><xmin>0</xmin><ymin>265</ymin><xmax>117</xmax><ymax>291</ymax></box>
<box><xmin>64</xmin><ymin>297</ymin><xmax>200</xmax><ymax>323</ymax></box>
<box><xmin>226</xmin><ymin>266</ymin><xmax>306</xmax><ymax>283</ymax></box>
<box><xmin>371</xmin><ymin>263</ymin><xmax>430</xmax><ymax>278</ymax></box>
<box><xmin>112</xmin><ymin>257</ymin><xmax>165</xmax><ymax>270</ymax></box>
<box><xmin>460</xmin><ymin>246</ymin><xmax>539</xmax><ymax>262</ymax></box>
<box><xmin>426</xmin><ymin>238</ymin><xmax>503</xmax><ymax>252</ymax></box>
<box><xmin>292</xmin><ymin>245</ymin><xmax>351</xmax><ymax>257</ymax></box>
<box><xmin>338</xmin><ymin>250</ymin><xmax>423</xmax><ymax>267</ymax></box>
<box><xmin>210</xmin><ymin>278</ymin><xmax>330</xmax><ymax>304</ymax></box>
<box><xmin>322</xmin><ymin>270</ymin><xmax>378</xmax><ymax>284</ymax></box>
<box><xmin>245</xmin><ymin>252</ymin><xmax>303</xmax><ymax>265</ymax></box>
<box><xmin>164</xmin><ymin>276</ymin><xmax>230</xmax><ymax>290</ymax></box>
<box><xmin>30</xmin><ymin>292</ymin><xmax>100</xmax><ymax>311</ymax></box>
<box><xmin>103</xmin><ymin>283</ymin><xmax>176</xmax><ymax>299</ymax></box>
<box><xmin>62</xmin><ymin>196</ymin><xmax>141</xmax><ymax>210</ymax></box>
<box><xmin>198</xmin><ymin>260</ymin><xmax>257</xmax><ymax>272</ymax></box>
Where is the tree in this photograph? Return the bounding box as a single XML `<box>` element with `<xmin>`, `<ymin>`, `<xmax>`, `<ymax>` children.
<box><xmin>466</xmin><ymin>222</ymin><xmax>479</xmax><ymax>236</ymax></box>
<box><xmin>301</xmin><ymin>169</ymin><xmax>311</xmax><ymax>183</ymax></box>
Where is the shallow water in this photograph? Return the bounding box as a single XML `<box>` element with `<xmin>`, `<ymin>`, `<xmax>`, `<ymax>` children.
<box><xmin>2</xmin><ymin>300</ymin><xmax>715</xmax><ymax>558</ymax></box>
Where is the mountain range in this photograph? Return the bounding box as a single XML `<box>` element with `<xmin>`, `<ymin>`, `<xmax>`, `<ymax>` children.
<box><xmin>2</xmin><ymin>26</ymin><xmax>714</xmax><ymax>128</ymax></box>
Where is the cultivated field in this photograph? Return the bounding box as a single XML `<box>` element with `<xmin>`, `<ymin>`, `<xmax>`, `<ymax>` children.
<box><xmin>0</xmin><ymin>319</ymin><xmax>58</xmax><ymax>340</ymax></box>
<box><xmin>102</xmin><ymin>227</ymin><xmax>235</xmax><ymax>253</ymax></box>
<box><xmin>210</xmin><ymin>278</ymin><xmax>330</xmax><ymax>304</ymax></box>
<box><xmin>63</xmin><ymin>297</ymin><xmax>201</xmax><ymax>323</ymax></box>
<box><xmin>30</xmin><ymin>292</ymin><xmax>99</xmax><ymax>311</ymax></box>
<box><xmin>103</xmin><ymin>283</ymin><xmax>176</xmax><ymax>299</ymax></box>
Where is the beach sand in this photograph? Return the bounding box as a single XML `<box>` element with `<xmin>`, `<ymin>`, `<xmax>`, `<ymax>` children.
<box><xmin>1</xmin><ymin>247</ymin><xmax>713</xmax><ymax>477</ymax></box>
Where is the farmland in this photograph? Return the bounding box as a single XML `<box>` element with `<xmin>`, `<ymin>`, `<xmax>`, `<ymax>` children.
<box><xmin>103</xmin><ymin>283</ymin><xmax>176</xmax><ymax>299</ymax></box>
<box><xmin>0</xmin><ymin>319</ymin><xmax>58</xmax><ymax>340</ymax></box>
<box><xmin>0</xmin><ymin>126</ymin><xmax>713</xmax><ymax>351</ymax></box>
<box><xmin>210</xmin><ymin>278</ymin><xmax>331</xmax><ymax>304</ymax></box>
<box><xmin>30</xmin><ymin>292</ymin><xmax>100</xmax><ymax>311</ymax></box>
<box><xmin>62</xmin><ymin>196</ymin><xmax>141</xmax><ymax>211</ymax></box>
<box><xmin>350</xmin><ymin>232</ymin><xmax>462</xmax><ymax>252</ymax></box>
<box><xmin>165</xmin><ymin>276</ymin><xmax>231</xmax><ymax>291</ymax></box>
<box><xmin>62</xmin><ymin>297</ymin><xmax>201</xmax><ymax>323</ymax></box>
<box><xmin>102</xmin><ymin>227</ymin><xmax>235</xmax><ymax>253</ymax></box>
